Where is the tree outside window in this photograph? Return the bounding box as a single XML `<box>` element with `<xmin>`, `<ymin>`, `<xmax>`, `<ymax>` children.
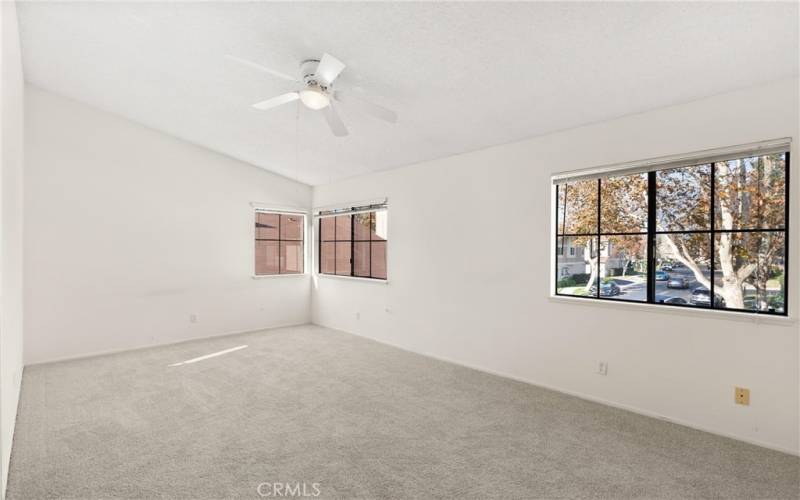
<box><xmin>555</xmin><ymin>152</ymin><xmax>788</xmax><ymax>314</ymax></box>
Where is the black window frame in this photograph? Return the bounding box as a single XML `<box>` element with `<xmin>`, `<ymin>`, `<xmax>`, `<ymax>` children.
<box><xmin>254</xmin><ymin>211</ymin><xmax>305</xmax><ymax>276</ymax></box>
<box><xmin>554</xmin><ymin>151</ymin><xmax>790</xmax><ymax>316</ymax></box>
<box><xmin>318</xmin><ymin>210</ymin><xmax>387</xmax><ymax>280</ymax></box>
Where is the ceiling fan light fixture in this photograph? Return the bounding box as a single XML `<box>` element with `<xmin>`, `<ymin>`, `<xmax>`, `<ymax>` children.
<box><xmin>299</xmin><ymin>86</ymin><xmax>330</xmax><ymax>110</ymax></box>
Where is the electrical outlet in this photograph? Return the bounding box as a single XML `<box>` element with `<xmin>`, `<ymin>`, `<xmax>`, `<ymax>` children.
<box><xmin>189</xmin><ymin>314</ymin><xmax>198</xmax><ymax>323</ymax></box>
<box><xmin>735</xmin><ymin>387</ymin><xmax>750</xmax><ymax>405</ymax></box>
<box><xmin>597</xmin><ymin>361</ymin><xmax>608</xmax><ymax>376</ymax></box>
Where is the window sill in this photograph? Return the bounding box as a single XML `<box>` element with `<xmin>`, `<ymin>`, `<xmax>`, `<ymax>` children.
<box><xmin>316</xmin><ymin>274</ymin><xmax>388</xmax><ymax>285</ymax></box>
<box><xmin>548</xmin><ymin>294</ymin><xmax>795</xmax><ymax>326</ymax></box>
<box><xmin>252</xmin><ymin>273</ymin><xmax>308</xmax><ymax>279</ymax></box>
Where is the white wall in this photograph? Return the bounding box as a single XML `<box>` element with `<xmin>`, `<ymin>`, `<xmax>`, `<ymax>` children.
<box><xmin>24</xmin><ymin>86</ymin><xmax>312</xmax><ymax>364</ymax></box>
<box><xmin>312</xmin><ymin>78</ymin><xmax>800</xmax><ymax>455</ymax></box>
<box><xmin>0</xmin><ymin>1</ymin><xmax>25</xmax><ymax>497</ymax></box>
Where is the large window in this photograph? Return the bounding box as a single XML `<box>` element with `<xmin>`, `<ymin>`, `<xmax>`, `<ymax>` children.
<box><xmin>319</xmin><ymin>209</ymin><xmax>387</xmax><ymax>280</ymax></box>
<box><xmin>254</xmin><ymin>211</ymin><xmax>304</xmax><ymax>275</ymax></box>
<box><xmin>555</xmin><ymin>150</ymin><xmax>789</xmax><ymax>315</ymax></box>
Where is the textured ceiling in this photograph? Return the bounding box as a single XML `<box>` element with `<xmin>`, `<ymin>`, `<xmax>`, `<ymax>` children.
<box><xmin>17</xmin><ymin>2</ymin><xmax>799</xmax><ymax>185</ymax></box>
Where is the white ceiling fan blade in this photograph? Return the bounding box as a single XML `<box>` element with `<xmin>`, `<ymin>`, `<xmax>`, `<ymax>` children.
<box><xmin>334</xmin><ymin>90</ymin><xmax>397</xmax><ymax>124</ymax></box>
<box><xmin>252</xmin><ymin>92</ymin><xmax>299</xmax><ymax>111</ymax></box>
<box><xmin>316</xmin><ymin>53</ymin><xmax>346</xmax><ymax>86</ymax></box>
<box><xmin>226</xmin><ymin>55</ymin><xmax>298</xmax><ymax>83</ymax></box>
<box><xmin>322</xmin><ymin>104</ymin><xmax>348</xmax><ymax>137</ymax></box>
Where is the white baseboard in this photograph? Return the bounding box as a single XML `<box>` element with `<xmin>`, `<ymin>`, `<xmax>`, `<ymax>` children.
<box><xmin>322</xmin><ymin>322</ymin><xmax>799</xmax><ymax>457</ymax></box>
<box><xmin>26</xmin><ymin>321</ymin><xmax>310</xmax><ymax>366</ymax></box>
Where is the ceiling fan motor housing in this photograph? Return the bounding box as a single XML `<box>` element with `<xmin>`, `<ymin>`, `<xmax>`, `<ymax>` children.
<box><xmin>300</xmin><ymin>59</ymin><xmax>323</xmax><ymax>88</ymax></box>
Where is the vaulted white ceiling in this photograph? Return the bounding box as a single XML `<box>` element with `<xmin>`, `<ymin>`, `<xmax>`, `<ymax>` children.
<box><xmin>16</xmin><ymin>2</ymin><xmax>799</xmax><ymax>185</ymax></box>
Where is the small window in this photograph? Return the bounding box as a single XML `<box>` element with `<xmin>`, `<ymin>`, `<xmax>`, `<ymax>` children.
<box><xmin>319</xmin><ymin>209</ymin><xmax>387</xmax><ymax>280</ymax></box>
<box><xmin>255</xmin><ymin>211</ymin><xmax>304</xmax><ymax>276</ymax></box>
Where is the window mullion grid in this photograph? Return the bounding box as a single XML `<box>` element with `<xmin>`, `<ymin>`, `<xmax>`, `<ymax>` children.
<box><xmin>554</xmin><ymin>186</ymin><xmax>559</xmax><ymax>294</ymax></box>
<box><xmin>369</xmin><ymin>212</ymin><xmax>373</xmax><ymax>279</ymax></box>
<box><xmin>647</xmin><ymin>171</ymin><xmax>656</xmax><ymax>303</ymax></box>
<box><xmin>561</xmin><ymin>184</ymin><xmax>568</xmax><ymax>235</ymax></box>
<box><xmin>595</xmin><ymin>179</ymin><xmax>601</xmax><ymax>299</ymax></box>
<box><xmin>710</xmin><ymin>161</ymin><xmax>716</xmax><ymax>309</ymax></box>
<box><xmin>784</xmin><ymin>152</ymin><xmax>791</xmax><ymax>315</ymax></box>
<box><xmin>350</xmin><ymin>215</ymin><xmax>355</xmax><ymax>277</ymax></box>
<box><xmin>278</xmin><ymin>215</ymin><xmax>282</xmax><ymax>275</ymax></box>
<box><xmin>333</xmin><ymin>217</ymin><xmax>337</xmax><ymax>275</ymax></box>
<box><xmin>653</xmin><ymin>228</ymin><xmax>785</xmax><ymax>234</ymax></box>
<box><xmin>562</xmin><ymin>231</ymin><xmax>648</xmax><ymax>237</ymax></box>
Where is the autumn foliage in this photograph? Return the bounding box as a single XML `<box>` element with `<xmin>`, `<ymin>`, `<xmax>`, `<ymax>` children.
<box><xmin>557</xmin><ymin>153</ymin><xmax>786</xmax><ymax>312</ymax></box>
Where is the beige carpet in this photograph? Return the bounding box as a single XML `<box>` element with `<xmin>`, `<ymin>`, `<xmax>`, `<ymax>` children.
<box><xmin>7</xmin><ymin>324</ymin><xmax>799</xmax><ymax>499</ymax></box>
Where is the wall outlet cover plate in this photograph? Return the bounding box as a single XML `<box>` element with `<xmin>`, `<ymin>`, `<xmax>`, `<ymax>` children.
<box><xmin>735</xmin><ymin>387</ymin><xmax>750</xmax><ymax>406</ymax></box>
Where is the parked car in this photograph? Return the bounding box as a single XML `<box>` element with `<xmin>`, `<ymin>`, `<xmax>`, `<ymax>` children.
<box><xmin>590</xmin><ymin>281</ymin><xmax>621</xmax><ymax>297</ymax></box>
<box><xmin>656</xmin><ymin>294</ymin><xmax>688</xmax><ymax>305</ymax></box>
<box><xmin>661</xmin><ymin>264</ymin><xmax>673</xmax><ymax>272</ymax></box>
<box><xmin>655</xmin><ymin>271</ymin><xmax>670</xmax><ymax>281</ymax></box>
<box><xmin>667</xmin><ymin>276</ymin><xmax>689</xmax><ymax>289</ymax></box>
<box><xmin>690</xmin><ymin>287</ymin><xmax>725</xmax><ymax>307</ymax></box>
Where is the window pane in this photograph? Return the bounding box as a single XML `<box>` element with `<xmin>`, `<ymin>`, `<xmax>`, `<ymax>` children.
<box><xmin>372</xmin><ymin>211</ymin><xmax>388</xmax><ymax>241</ymax></box>
<box><xmin>255</xmin><ymin>212</ymin><xmax>279</xmax><ymax>240</ymax></box>
<box><xmin>371</xmin><ymin>241</ymin><xmax>387</xmax><ymax>279</ymax></box>
<box><xmin>655</xmin><ymin>233</ymin><xmax>712</xmax><ymax>307</ymax></box>
<box><xmin>714</xmin><ymin>232</ymin><xmax>785</xmax><ymax>313</ymax></box>
<box><xmin>320</xmin><ymin>242</ymin><xmax>335</xmax><ymax>274</ymax></box>
<box><xmin>555</xmin><ymin>236</ymin><xmax>597</xmax><ymax>297</ymax></box>
<box><xmin>320</xmin><ymin>217</ymin><xmax>335</xmax><ymax>241</ymax></box>
<box><xmin>255</xmin><ymin>240</ymin><xmax>279</xmax><ymax>275</ymax></box>
<box><xmin>557</xmin><ymin>185</ymin><xmax>566</xmax><ymax>234</ymax></box>
<box><xmin>599</xmin><ymin>235</ymin><xmax>647</xmax><ymax>302</ymax></box>
<box><xmin>760</xmin><ymin>154</ymin><xmax>786</xmax><ymax>230</ymax></box>
<box><xmin>600</xmin><ymin>173</ymin><xmax>648</xmax><ymax>233</ymax></box>
<box><xmin>656</xmin><ymin>164</ymin><xmax>711</xmax><ymax>231</ymax></box>
<box><xmin>280</xmin><ymin>241</ymin><xmax>303</xmax><ymax>274</ymax></box>
<box><xmin>353</xmin><ymin>242</ymin><xmax>370</xmax><ymax>277</ymax></box>
<box><xmin>757</xmin><ymin>232</ymin><xmax>786</xmax><ymax>314</ymax></box>
<box><xmin>557</xmin><ymin>179</ymin><xmax>598</xmax><ymax>235</ymax></box>
<box><xmin>335</xmin><ymin>241</ymin><xmax>351</xmax><ymax>275</ymax></box>
<box><xmin>335</xmin><ymin>215</ymin><xmax>351</xmax><ymax>240</ymax></box>
<box><xmin>715</xmin><ymin>154</ymin><xmax>786</xmax><ymax>230</ymax></box>
<box><xmin>280</xmin><ymin>215</ymin><xmax>303</xmax><ymax>241</ymax></box>
<box><xmin>354</xmin><ymin>213</ymin><xmax>371</xmax><ymax>241</ymax></box>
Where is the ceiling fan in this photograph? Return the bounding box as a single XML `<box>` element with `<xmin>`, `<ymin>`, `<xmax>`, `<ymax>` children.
<box><xmin>227</xmin><ymin>53</ymin><xmax>398</xmax><ymax>137</ymax></box>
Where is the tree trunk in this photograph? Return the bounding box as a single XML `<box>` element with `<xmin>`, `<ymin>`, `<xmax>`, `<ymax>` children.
<box><xmin>716</xmin><ymin>232</ymin><xmax>746</xmax><ymax>308</ymax></box>
<box><xmin>660</xmin><ymin>235</ymin><xmax>710</xmax><ymax>289</ymax></box>
<box><xmin>621</xmin><ymin>257</ymin><xmax>631</xmax><ymax>277</ymax></box>
<box><xmin>715</xmin><ymin>164</ymin><xmax>751</xmax><ymax>308</ymax></box>
<box><xmin>583</xmin><ymin>239</ymin><xmax>598</xmax><ymax>293</ymax></box>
